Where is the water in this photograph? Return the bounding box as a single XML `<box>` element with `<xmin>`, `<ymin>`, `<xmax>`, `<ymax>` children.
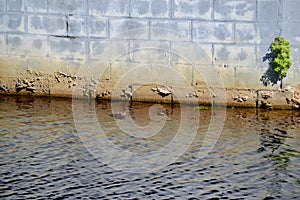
<box><xmin>0</xmin><ymin>96</ymin><xmax>299</xmax><ymax>199</ymax></box>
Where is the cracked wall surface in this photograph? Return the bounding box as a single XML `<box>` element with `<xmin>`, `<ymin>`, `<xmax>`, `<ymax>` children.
<box><xmin>0</xmin><ymin>0</ymin><xmax>299</xmax><ymax>108</ymax></box>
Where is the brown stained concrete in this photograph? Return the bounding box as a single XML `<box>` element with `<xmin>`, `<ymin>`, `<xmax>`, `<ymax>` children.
<box><xmin>1</xmin><ymin>74</ymin><xmax>300</xmax><ymax>109</ymax></box>
<box><xmin>0</xmin><ymin>56</ymin><xmax>300</xmax><ymax>109</ymax></box>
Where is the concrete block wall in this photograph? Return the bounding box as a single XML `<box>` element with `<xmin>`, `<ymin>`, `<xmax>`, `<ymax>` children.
<box><xmin>0</xmin><ymin>0</ymin><xmax>300</xmax><ymax>95</ymax></box>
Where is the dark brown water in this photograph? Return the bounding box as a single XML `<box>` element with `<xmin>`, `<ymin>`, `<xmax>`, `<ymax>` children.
<box><xmin>0</xmin><ymin>96</ymin><xmax>299</xmax><ymax>199</ymax></box>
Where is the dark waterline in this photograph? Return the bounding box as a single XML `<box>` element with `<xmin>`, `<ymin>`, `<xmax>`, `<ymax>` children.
<box><xmin>0</xmin><ymin>96</ymin><xmax>299</xmax><ymax>199</ymax></box>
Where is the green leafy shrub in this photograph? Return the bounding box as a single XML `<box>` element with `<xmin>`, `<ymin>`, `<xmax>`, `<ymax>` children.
<box><xmin>271</xmin><ymin>36</ymin><xmax>292</xmax><ymax>88</ymax></box>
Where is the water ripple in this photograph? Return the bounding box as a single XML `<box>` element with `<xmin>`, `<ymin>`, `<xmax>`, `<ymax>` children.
<box><xmin>0</xmin><ymin>97</ymin><xmax>299</xmax><ymax>199</ymax></box>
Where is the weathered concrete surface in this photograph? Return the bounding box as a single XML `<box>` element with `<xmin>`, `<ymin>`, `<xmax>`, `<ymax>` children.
<box><xmin>1</xmin><ymin>54</ymin><xmax>299</xmax><ymax>109</ymax></box>
<box><xmin>0</xmin><ymin>0</ymin><xmax>300</xmax><ymax>108</ymax></box>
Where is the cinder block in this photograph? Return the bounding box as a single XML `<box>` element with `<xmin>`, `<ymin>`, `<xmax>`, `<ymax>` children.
<box><xmin>256</xmin><ymin>23</ymin><xmax>280</xmax><ymax>45</ymax></box>
<box><xmin>234</xmin><ymin>23</ymin><xmax>282</xmax><ymax>46</ymax></box>
<box><xmin>150</xmin><ymin>20</ymin><xmax>191</xmax><ymax>41</ymax></box>
<box><xmin>283</xmin><ymin>23</ymin><xmax>300</xmax><ymax>45</ymax></box>
<box><xmin>28</xmin><ymin>14</ymin><xmax>67</xmax><ymax>35</ymax></box>
<box><xmin>173</xmin><ymin>0</ymin><xmax>212</xmax><ymax>20</ymax></box>
<box><xmin>170</xmin><ymin>63</ymin><xmax>194</xmax><ymax>86</ymax></box>
<box><xmin>85</xmin><ymin>60</ymin><xmax>111</xmax><ymax>82</ymax></box>
<box><xmin>110</xmin><ymin>61</ymin><xmax>143</xmax><ymax>84</ymax></box>
<box><xmin>7</xmin><ymin>0</ymin><xmax>24</xmax><ymax>12</ymax></box>
<box><xmin>235</xmin><ymin>23</ymin><xmax>257</xmax><ymax>44</ymax></box>
<box><xmin>193</xmin><ymin>64</ymin><xmax>230</xmax><ymax>88</ymax></box>
<box><xmin>192</xmin><ymin>21</ymin><xmax>233</xmax><ymax>43</ymax></box>
<box><xmin>285</xmin><ymin>64</ymin><xmax>300</xmax><ymax>87</ymax></box>
<box><xmin>48</xmin><ymin>36</ymin><xmax>85</xmax><ymax>59</ymax></box>
<box><xmin>7</xmin><ymin>34</ymin><xmax>47</xmax><ymax>56</ymax></box>
<box><xmin>170</xmin><ymin>42</ymin><xmax>212</xmax><ymax>65</ymax></box>
<box><xmin>283</xmin><ymin>0</ymin><xmax>300</xmax><ymax>22</ymax></box>
<box><xmin>109</xmin><ymin>18</ymin><xmax>149</xmax><ymax>40</ymax></box>
<box><xmin>89</xmin><ymin>39</ymin><xmax>130</xmax><ymax>61</ymax></box>
<box><xmin>88</xmin><ymin>0</ymin><xmax>129</xmax><ymax>17</ymax></box>
<box><xmin>68</xmin><ymin>16</ymin><xmax>86</xmax><ymax>37</ymax></box>
<box><xmin>256</xmin><ymin>66</ymin><xmax>280</xmax><ymax>90</ymax></box>
<box><xmin>234</xmin><ymin>66</ymin><xmax>261</xmax><ymax>88</ymax></box>
<box><xmin>0</xmin><ymin>34</ymin><xmax>6</xmax><ymax>55</ymax></box>
<box><xmin>150</xmin><ymin>64</ymin><xmax>193</xmax><ymax>87</ymax></box>
<box><xmin>214</xmin><ymin>66</ymin><xmax>235</xmax><ymax>88</ymax></box>
<box><xmin>130</xmin><ymin>40</ymin><xmax>170</xmax><ymax>63</ymax></box>
<box><xmin>0</xmin><ymin>13</ymin><xmax>25</xmax><ymax>33</ymax></box>
<box><xmin>49</xmin><ymin>0</ymin><xmax>87</xmax><ymax>15</ymax></box>
<box><xmin>87</xmin><ymin>17</ymin><xmax>108</xmax><ymax>38</ymax></box>
<box><xmin>131</xmin><ymin>0</ymin><xmax>170</xmax><ymax>18</ymax></box>
<box><xmin>290</xmin><ymin>46</ymin><xmax>300</xmax><ymax>69</ymax></box>
<box><xmin>256</xmin><ymin>45</ymin><xmax>271</xmax><ymax>68</ymax></box>
<box><xmin>214</xmin><ymin>0</ymin><xmax>256</xmax><ymax>21</ymax></box>
<box><xmin>257</xmin><ymin>0</ymin><xmax>279</xmax><ymax>22</ymax></box>
<box><xmin>0</xmin><ymin>0</ymin><xmax>5</xmax><ymax>11</ymax></box>
<box><xmin>214</xmin><ymin>44</ymin><xmax>256</xmax><ymax>67</ymax></box>
<box><xmin>25</xmin><ymin>0</ymin><xmax>47</xmax><ymax>13</ymax></box>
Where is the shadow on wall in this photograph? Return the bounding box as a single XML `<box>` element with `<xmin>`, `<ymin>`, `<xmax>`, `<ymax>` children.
<box><xmin>260</xmin><ymin>45</ymin><xmax>280</xmax><ymax>87</ymax></box>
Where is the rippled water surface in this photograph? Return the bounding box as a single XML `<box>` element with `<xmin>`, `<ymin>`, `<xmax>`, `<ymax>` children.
<box><xmin>0</xmin><ymin>96</ymin><xmax>299</xmax><ymax>199</ymax></box>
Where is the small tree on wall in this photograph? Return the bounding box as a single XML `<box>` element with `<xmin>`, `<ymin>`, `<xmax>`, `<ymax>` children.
<box><xmin>271</xmin><ymin>36</ymin><xmax>292</xmax><ymax>89</ymax></box>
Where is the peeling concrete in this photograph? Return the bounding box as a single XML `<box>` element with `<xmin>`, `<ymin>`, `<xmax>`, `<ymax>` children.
<box><xmin>1</xmin><ymin>71</ymin><xmax>299</xmax><ymax>109</ymax></box>
<box><xmin>0</xmin><ymin>0</ymin><xmax>299</xmax><ymax>109</ymax></box>
<box><xmin>0</xmin><ymin>54</ymin><xmax>299</xmax><ymax>109</ymax></box>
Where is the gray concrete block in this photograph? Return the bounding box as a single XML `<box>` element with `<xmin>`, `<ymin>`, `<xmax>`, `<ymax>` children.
<box><xmin>7</xmin><ymin>0</ymin><xmax>24</xmax><ymax>12</ymax></box>
<box><xmin>7</xmin><ymin>34</ymin><xmax>47</xmax><ymax>56</ymax></box>
<box><xmin>235</xmin><ymin>23</ymin><xmax>280</xmax><ymax>45</ymax></box>
<box><xmin>192</xmin><ymin>64</ymin><xmax>230</xmax><ymax>88</ymax></box>
<box><xmin>150</xmin><ymin>20</ymin><xmax>191</xmax><ymax>41</ymax></box>
<box><xmin>283</xmin><ymin>23</ymin><xmax>300</xmax><ymax>45</ymax></box>
<box><xmin>89</xmin><ymin>39</ymin><xmax>129</xmax><ymax>61</ymax></box>
<box><xmin>86</xmin><ymin>60</ymin><xmax>111</xmax><ymax>81</ymax></box>
<box><xmin>283</xmin><ymin>0</ymin><xmax>300</xmax><ymax>22</ymax></box>
<box><xmin>88</xmin><ymin>0</ymin><xmax>129</xmax><ymax>17</ymax></box>
<box><xmin>234</xmin><ymin>66</ymin><xmax>261</xmax><ymax>88</ymax></box>
<box><xmin>25</xmin><ymin>0</ymin><xmax>47</xmax><ymax>13</ymax></box>
<box><xmin>48</xmin><ymin>36</ymin><xmax>85</xmax><ymax>59</ymax></box>
<box><xmin>68</xmin><ymin>16</ymin><xmax>86</xmax><ymax>37</ymax></box>
<box><xmin>173</xmin><ymin>0</ymin><xmax>212</xmax><ymax>20</ymax></box>
<box><xmin>285</xmin><ymin>65</ymin><xmax>300</xmax><ymax>87</ymax></box>
<box><xmin>131</xmin><ymin>0</ymin><xmax>170</xmax><ymax>18</ymax></box>
<box><xmin>192</xmin><ymin>21</ymin><xmax>233</xmax><ymax>43</ymax></box>
<box><xmin>257</xmin><ymin>23</ymin><xmax>280</xmax><ymax>45</ymax></box>
<box><xmin>130</xmin><ymin>40</ymin><xmax>170</xmax><ymax>63</ymax></box>
<box><xmin>0</xmin><ymin>13</ymin><xmax>25</xmax><ymax>33</ymax></box>
<box><xmin>0</xmin><ymin>0</ymin><xmax>5</xmax><ymax>11</ymax></box>
<box><xmin>215</xmin><ymin>0</ymin><xmax>255</xmax><ymax>21</ymax></box>
<box><xmin>110</xmin><ymin>18</ymin><xmax>149</xmax><ymax>39</ymax></box>
<box><xmin>256</xmin><ymin>66</ymin><xmax>278</xmax><ymax>89</ymax></box>
<box><xmin>257</xmin><ymin>0</ymin><xmax>279</xmax><ymax>22</ymax></box>
<box><xmin>49</xmin><ymin>0</ymin><xmax>87</xmax><ymax>15</ymax></box>
<box><xmin>87</xmin><ymin>17</ymin><xmax>108</xmax><ymax>38</ymax></box>
<box><xmin>170</xmin><ymin>42</ymin><xmax>212</xmax><ymax>65</ymax></box>
<box><xmin>0</xmin><ymin>34</ymin><xmax>6</xmax><ymax>55</ymax></box>
<box><xmin>212</xmin><ymin>66</ymin><xmax>235</xmax><ymax>88</ymax></box>
<box><xmin>150</xmin><ymin>64</ymin><xmax>194</xmax><ymax>87</ymax></box>
<box><xmin>109</xmin><ymin>61</ymin><xmax>142</xmax><ymax>84</ymax></box>
<box><xmin>214</xmin><ymin>44</ymin><xmax>256</xmax><ymax>67</ymax></box>
<box><xmin>28</xmin><ymin>14</ymin><xmax>67</xmax><ymax>35</ymax></box>
<box><xmin>290</xmin><ymin>46</ymin><xmax>300</xmax><ymax>70</ymax></box>
<box><xmin>171</xmin><ymin>64</ymin><xmax>194</xmax><ymax>86</ymax></box>
<box><xmin>235</xmin><ymin>23</ymin><xmax>257</xmax><ymax>44</ymax></box>
<box><xmin>256</xmin><ymin>45</ymin><xmax>271</xmax><ymax>68</ymax></box>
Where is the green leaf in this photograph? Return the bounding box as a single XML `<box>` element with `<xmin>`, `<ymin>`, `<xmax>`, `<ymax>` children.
<box><xmin>271</xmin><ymin>36</ymin><xmax>292</xmax><ymax>80</ymax></box>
